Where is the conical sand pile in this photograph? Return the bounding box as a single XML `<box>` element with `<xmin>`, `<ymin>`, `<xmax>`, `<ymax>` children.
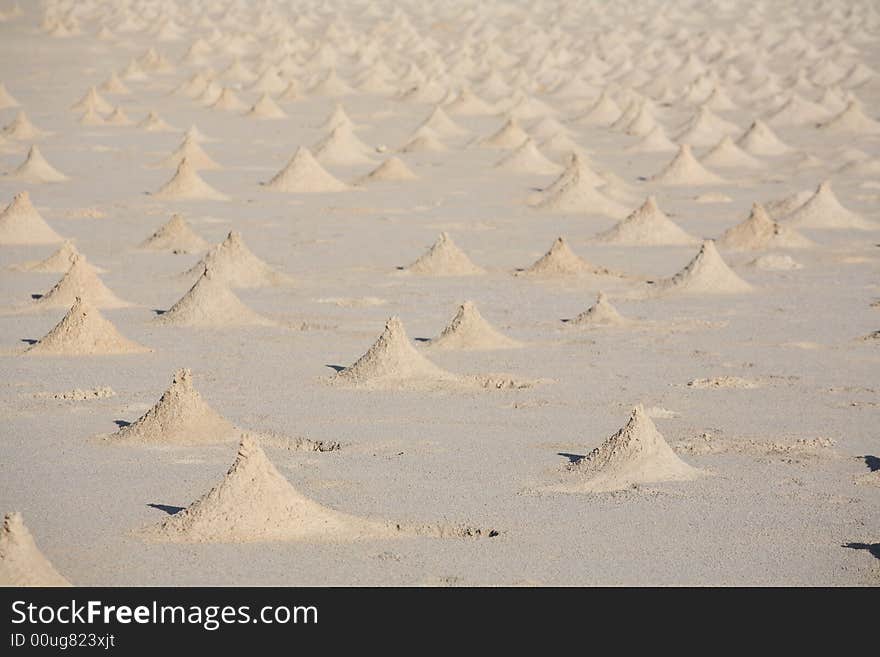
<box><xmin>158</xmin><ymin>267</ymin><xmax>275</xmax><ymax>327</ymax></box>
<box><xmin>140</xmin><ymin>214</ymin><xmax>208</xmax><ymax>253</ymax></box>
<box><xmin>781</xmin><ymin>181</ymin><xmax>877</xmax><ymax>230</ymax></box>
<box><xmin>27</xmin><ymin>297</ymin><xmax>149</xmax><ymax>355</ymax></box>
<box><xmin>565</xmin><ymin>292</ymin><xmax>629</xmax><ymax>327</ymax></box>
<box><xmin>0</xmin><ymin>512</ymin><xmax>70</xmax><ymax>586</ymax></box>
<box><xmin>10</xmin><ymin>240</ymin><xmax>88</xmax><ymax>272</ymax></box>
<box><xmin>78</xmin><ymin>106</ymin><xmax>105</xmax><ymax>126</ymax></box>
<box><xmin>153</xmin><ymin>158</ymin><xmax>228</xmax><ymax>201</ymax></box>
<box><xmin>649</xmin><ymin>145</ymin><xmax>724</xmax><ymax>185</ymax></box>
<box><xmin>183</xmin><ymin>230</ymin><xmax>292</xmax><ymax>288</ymax></box>
<box><xmin>109</xmin><ymin>368</ymin><xmax>239</xmax><ymax>446</ymax></box>
<box><xmin>404</xmin><ymin>232</ymin><xmax>484</xmax><ymax>276</ymax></box>
<box><xmin>520</xmin><ymin>237</ymin><xmax>620</xmax><ymax>277</ymax></box>
<box><xmin>0</xmin><ymin>191</ymin><xmax>63</xmax><ymax>244</ymax></box>
<box><xmin>37</xmin><ymin>254</ymin><xmax>130</xmax><ymax>309</ymax></box>
<box><xmin>143</xmin><ymin>436</ymin><xmax>392</xmax><ymax>542</ymax></box>
<box><xmin>332</xmin><ymin>316</ymin><xmax>457</xmax><ymax>389</ymax></box>
<box><xmin>427</xmin><ymin>302</ymin><xmax>521</xmax><ymax>350</ymax></box>
<box><xmin>209</xmin><ymin>87</ymin><xmax>247</xmax><ymax>112</ymax></box>
<box><xmin>702</xmin><ymin>135</ymin><xmax>764</xmax><ymax>169</ymax></box>
<box><xmin>70</xmin><ymin>86</ymin><xmax>113</xmax><ymax>114</ymax></box>
<box><xmin>420</xmin><ymin>106</ymin><xmax>467</xmax><ymax>137</ymax></box>
<box><xmin>9</xmin><ymin>146</ymin><xmax>68</xmax><ymax>183</ymax></box>
<box><xmin>0</xmin><ymin>83</ymin><xmax>20</xmax><ymax>109</ymax></box>
<box><xmin>3</xmin><ymin>111</ymin><xmax>45</xmax><ymax>140</ymax></box>
<box><xmin>592</xmin><ymin>196</ymin><xmax>699</xmax><ymax>246</ymax></box>
<box><xmin>157</xmin><ymin>135</ymin><xmax>220</xmax><ymax>170</ymax></box>
<box><xmin>104</xmin><ymin>106</ymin><xmax>132</xmax><ymax>126</ymax></box>
<box><xmin>626</xmin><ymin>124</ymin><xmax>678</xmax><ymax>153</ymax></box>
<box><xmin>558</xmin><ymin>405</ymin><xmax>702</xmax><ymax>492</ymax></box>
<box><xmin>494</xmin><ymin>138</ymin><xmax>562</xmax><ymax>175</ymax></box>
<box><xmin>652</xmin><ymin>240</ymin><xmax>753</xmax><ymax>295</ymax></box>
<box><xmin>737</xmin><ymin>120</ymin><xmax>791</xmax><ymax>155</ymax></box>
<box><xmin>138</xmin><ymin>110</ymin><xmax>174</xmax><ymax>132</ymax></box>
<box><xmin>479</xmin><ymin>117</ymin><xmax>529</xmax><ymax>148</ymax></box>
<box><xmin>718</xmin><ymin>203</ymin><xmax>814</xmax><ymax>250</ymax></box>
<box><xmin>533</xmin><ymin>168</ymin><xmax>628</xmax><ymax>217</ymax></box>
<box><xmin>264</xmin><ymin>147</ymin><xmax>349</xmax><ymax>192</ymax></box>
<box><xmin>357</xmin><ymin>156</ymin><xmax>417</xmax><ymax>184</ymax></box>
<box><xmin>817</xmin><ymin>100</ymin><xmax>880</xmax><ymax>134</ymax></box>
<box><xmin>244</xmin><ymin>93</ymin><xmax>287</xmax><ymax>119</ymax></box>
<box><xmin>312</xmin><ymin>124</ymin><xmax>376</xmax><ymax>166</ymax></box>
<box><xmin>398</xmin><ymin>126</ymin><xmax>448</xmax><ymax>153</ymax></box>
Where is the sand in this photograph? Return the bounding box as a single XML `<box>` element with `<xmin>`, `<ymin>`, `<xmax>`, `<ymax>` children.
<box><xmin>0</xmin><ymin>512</ymin><xmax>70</xmax><ymax>586</ymax></box>
<box><xmin>1</xmin><ymin>1</ymin><xmax>879</xmax><ymax>587</ymax></box>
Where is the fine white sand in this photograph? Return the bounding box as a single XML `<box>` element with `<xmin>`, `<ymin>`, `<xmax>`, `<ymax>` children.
<box><xmin>0</xmin><ymin>0</ymin><xmax>879</xmax><ymax>586</ymax></box>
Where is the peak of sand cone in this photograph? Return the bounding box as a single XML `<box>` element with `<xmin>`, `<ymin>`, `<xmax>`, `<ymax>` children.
<box><xmin>111</xmin><ymin>368</ymin><xmax>238</xmax><ymax>446</ymax></box>
<box><xmin>817</xmin><ymin>100</ymin><xmax>880</xmax><ymax>134</ymax></box>
<box><xmin>650</xmin><ymin>144</ymin><xmax>724</xmax><ymax>186</ymax></box>
<box><xmin>184</xmin><ymin>230</ymin><xmax>291</xmax><ymax>288</ymax></box>
<box><xmin>333</xmin><ymin>316</ymin><xmax>457</xmax><ymax>388</ymax></box>
<box><xmin>264</xmin><ymin>147</ymin><xmax>349</xmax><ymax>192</ymax></box>
<box><xmin>157</xmin><ymin>135</ymin><xmax>220</xmax><ymax>170</ymax></box>
<box><xmin>404</xmin><ymin>232</ymin><xmax>484</xmax><ymax>276</ymax></box>
<box><xmin>625</xmin><ymin>124</ymin><xmax>678</xmax><ymax>153</ymax></box>
<box><xmin>781</xmin><ymin>180</ymin><xmax>877</xmax><ymax>230</ymax></box>
<box><xmin>420</xmin><ymin>105</ymin><xmax>467</xmax><ymax>137</ymax></box>
<box><xmin>158</xmin><ymin>266</ymin><xmax>274</xmax><ymax>327</ymax></box>
<box><xmin>153</xmin><ymin>158</ymin><xmax>228</xmax><ymax>201</ymax></box>
<box><xmin>675</xmin><ymin>106</ymin><xmax>739</xmax><ymax>146</ymax></box>
<box><xmin>144</xmin><ymin>436</ymin><xmax>391</xmax><ymax>542</ymax></box>
<box><xmin>312</xmin><ymin>124</ymin><xmax>376</xmax><ymax>166</ymax></box>
<box><xmin>245</xmin><ymin>92</ymin><xmax>287</xmax><ymax>120</ymax></box>
<box><xmin>702</xmin><ymin>135</ymin><xmax>764</xmax><ymax>169</ymax></box>
<box><xmin>654</xmin><ymin>240</ymin><xmax>753</xmax><ymax>295</ymax></box>
<box><xmin>99</xmin><ymin>72</ymin><xmax>130</xmax><ymax>95</ymax></box>
<box><xmin>444</xmin><ymin>87</ymin><xmax>495</xmax><ymax>116</ymax></box>
<box><xmin>565</xmin><ymin>405</ymin><xmax>702</xmax><ymax>492</ymax></box>
<box><xmin>11</xmin><ymin>239</ymin><xmax>85</xmax><ymax>272</ymax></box>
<box><xmin>38</xmin><ymin>253</ymin><xmax>130</xmax><ymax>309</ymax></box>
<box><xmin>210</xmin><ymin>87</ymin><xmax>247</xmax><ymax>112</ymax></box>
<box><xmin>521</xmin><ymin>237</ymin><xmax>618</xmax><ymax>277</ymax></box>
<box><xmin>78</xmin><ymin>105</ymin><xmax>105</xmax><ymax>126</ymax></box>
<box><xmin>10</xmin><ymin>146</ymin><xmax>68</xmax><ymax>183</ymax></box>
<box><xmin>494</xmin><ymin>138</ymin><xmax>562</xmax><ymax>175</ymax></box>
<box><xmin>765</xmin><ymin>190</ymin><xmax>813</xmax><ymax>219</ymax></box>
<box><xmin>309</xmin><ymin>68</ymin><xmax>355</xmax><ymax>97</ymax></box>
<box><xmin>140</xmin><ymin>214</ymin><xmax>208</xmax><ymax>253</ymax></box>
<box><xmin>138</xmin><ymin>110</ymin><xmax>174</xmax><ymax>132</ymax></box>
<box><xmin>534</xmin><ymin>168</ymin><xmax>628</xmax><ymax>217</ymax></box>
<box><xmin>567</xmin><ymin>292</ymin><xmax>628</xmax><ymax>327</ymax></box>
<box><xmin>3</xmin><ymin>111</ymin><xmax>45</xmax><ymax>140</ymax></box>
<box><xmin>318</xmin><ymin>104</ymin><xmax>354</xmax><ymax>132</ymax></box>
<box><xmin>736</xmin><ymin>119</ymin><xmax>791</xmax><ymax>155</ymax></box>
<box><xmin>71</xmin><ymin>86</ymin><xmax>113</xmax><ymax>114</ymax></box>
<box><xmin>104</xmin><ymin>106</ymin><xmax>132</xmax><ymax>125</ymax></box>
<box><xmin>592</xmin><ymin>196</ymin><xmax>699</xmax><ymax>246</ymax></box>
<box><xmin>398</xmin><ymin>127</ymin><xmax>448</xmax><ymax>153</ymax></box>
<box><xmin>0</xmin><ymin>191</ymin><xmax>63</xmax><ymax>244</ymax></box>
<box><xmin>428</xmin><ymin>301</ymin><xmax>521</xmax><ymax>350</ymax></box>
<box><xmin>27</xmin><ymin>297</ymin><xmax>149</xmax><ymax>355</ymax></box>
<box><xmin>571</xmin><ymin>90</ymin><xmax>621</xmax><ymax>126</ymax></box>
<box><xmin>718</xmin><ymin>203</ymin><xmax>813</xmax><ymax>251</ymax></box>
<box><xmin>183</xmin><ymin>125</ymin><xmax>214</xmax><ymax>143</ymax></box>
<box><xmin>479</xmin><ymin>117</ymin><xmax>529</xmax><ymax>148</ymax></box>
<box><xmin>0</xmin><ymin>512</ymin><xmax>70</xmax><ymax>586</ymax></box>
<box><xmin>357</xmin><ymin>156</ymin><xmax>417</xmax><ymax>184</ymax></box>
<box><xmin>0</xmin><ymin>83</ymin><xmax>20</xmax><ymax>109</ymax></box>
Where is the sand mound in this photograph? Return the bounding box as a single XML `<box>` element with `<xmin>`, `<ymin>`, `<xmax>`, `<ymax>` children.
<box><xmin>157</xmin><ymin>135</ymin><xmax>220</xmax><ymax>170</ymax></box>
<box><xmin>99</xmin><ymin>73</ymin><xmax>130</xmax><ymax>95</ymax></box>
<box><xmin>209</xmin><ymin>87</ymin><xmax>247</xmax><ymax>112</ymax></box>
<box><xmin>781</xmin><ymin>181</ymin><xmax>877</xmax><ymax>230</ymax></box>
<box><xmin>183</xmin><ymin>230</ymin><xmax>292</xmax><ymax>288</ymax></box>
<box><xmin>2</xmin><ymin>111</ymin><xmax>45</xmax><ymax>140</ymax></box>
<box><xmin>558</xmin><ymin>405</ymin><xmax>702</xmax><ymax>492</ymax></box>
<box><xmin>8</xmin><ymin>146</ymin><xmax>68</xmax><ymax>183</ymax></box>
<box><xmin>427</xmin><ymin>301</ymin><xmax>521</xmax><ymax>350</ymax></box>
<box><xmin>749</xmin><ymin>254</ymin><xmax>803</xmax><ymax>270</ymax></box>
<box><xmin>0</xmin><ymin>191</ymin><xmax>63</xmax><ymax>244</ymax></box>
<box><xmin>404</xmin><ymin>232</ymin><xmax>484</xmax><ymax>276</ymax></box>
<box><xmin>420</xmin><ymin>106</ymin><xmax>467</xmax><ymax>137</ymax></box>
<box><xmin>104</xmin><ymin>106</ymin><xmax>132</xmax><ymax>126</ymax></box>
<box><xmin>625</xmin><ymin>124</ymin><xmax>678</xmax><ymax>153</ymax></box>
<box><xmin>158</xmin><ymin>266</ymin><xmax>275</xmax><ymax>327</ymax></box>
<box><xmin>718</xmin><ymin>203</ymin><xmax>813</xmax><ymax>250</ymax></box>
<box><xmin>702</xmin><ymin>135</ymin><xmax>764</xmax><ymax>169</ymax></box>
<box><xmin>78</xmin><ymin>106</ymin><xmax>105</xmax><ymax>126</ymax></box>
<box><xmin>333</xmin><ymin>316</ymin><xmax>458</xmax><ymax>389</ymax></box>
<box><xmin>519</xmin><ymin>237</ymin><xmax>621</xmax><ymax>278</ymax></box>
<box><xmin>109</xmin><ymin>368</ymin><xmax>239</xmax><ymax>446</ymax></box>
<box><xmin>591</xmin><ymin>196</ymin><xmax>698</xmax><ymax>246</ymax></box>
<box><xmin>71</xmin><ymin>86</ymin><xmax>113</xmax><ymax>114</ymax></box>
<box><xmin>312</xmin><ymin>124</ymin><xmax>376</xmax><ymax>166</ymax></box>
<box><xmin>737</xmin><ymin>120</ymin><xmax>792</xmax><ymax>155</ymax></box>
<box><xmin>571</xmin><ymin>90</ymin><xmax>621</xmax><ymax>126</ymax></box>
<box><xmin>444</xmin><ymin>87</ymin><xmax>495</xmax><ymax>116</ymax></box>
<box><xmin>357</xmin><ymin>156</ymin><xmax>417</xmax><ymax>184</ymax></box>
<box><xmin>398</xmin><ymin>126</ymin><xmax>448</xmax><ymax>153</ymax></box>
<box><xmin>565</xmin><ymin>292</ymin><xmax>629</xmax><ymax>327</ymax></box>
<box><xmin>27</xmin><ymin>297</ymin><xmax>149</xmax><ymax>355</ymax></box>
<box><xmin>0</xmin><ymin>82</ymin><xmax>20</xmax><ymax>109</ymax></box>
<box><xmin>153</xmin><ymin>158</ymin><xmax>227</xmax><ymax>201</ymax></box>
<box><xmin>494</xmin><ymin>138</ymin><xmax>562</xmax><ymax>175</ymax></box>
<box><xmin>817</xmin><ymin>100</ymin><xmax>880</xmax><ymax>134</ymax></box>
<box><xmin>244</xmin><ymin>93</ymin><xmax>287</xmax><ymax>119</ymax></box>
<box><xmin>318</xmin><ymin>104</ymin><xmax>355</xmax><ymax>132</ymax></box>
<box><xmin>765</xmin><ymin>190</ymin><xmax>813</xmax><ymax>218</ymax></box>
<box><xmin>649</xmin><ymin>144</ymin><xmax>724</xmax><ymax>185</ymax></box>
<box><xmin>533</xmin><ymin>167</ymin><xmax>628</xmax><ymax>216</ymax></box>
<box><xmin>479</xmin><ymin>117</ymin><xmax>529</xmax><ymax>148</ymax></box>
<box><xmin>140</xmin><ymin>214</ymin><xmax>208</xmax><ymax>253</ymax></box>
<box><xmin>37</xmin><ymin>254</ymin><xmax>130</xmax><ymax>309</ymax></box>
<box><xmin>675</xmin><ymin>106</ymin><xmax>740</xmax><ymax>146</ymax></box>
<box><xmin>138</xmin><ymin>110</ymin><xmax>174</xmax><ymax>132</ymax></box>
<box><xmin>263</xmin><ymin>147</ymin><xmax>349</xmax><ymax>192</ymax></box>
<box><xmin>0</xmin><ymin>512</ymin><xmax>70</xmax><ymax>586</ymax></box>
<box><xmin>142</xmin><ymin>437</ymin><xmax>393</xmax><ymax>542</ymax></box>
<box><xmin>9</xmin><ymin>240</ymin><xmax>90</xmax><ymax>272</ymax></box>
<box><xmin>651</xmin><ymin>240</ymin><xmax>753</xmax><ymax>295</ymax></box>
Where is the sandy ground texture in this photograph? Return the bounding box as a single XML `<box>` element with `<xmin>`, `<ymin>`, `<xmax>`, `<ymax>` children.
<box><xmin>0</xmin><ymin>0</ymin><xmax>879</xmax><ymax>586</ymax></box>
